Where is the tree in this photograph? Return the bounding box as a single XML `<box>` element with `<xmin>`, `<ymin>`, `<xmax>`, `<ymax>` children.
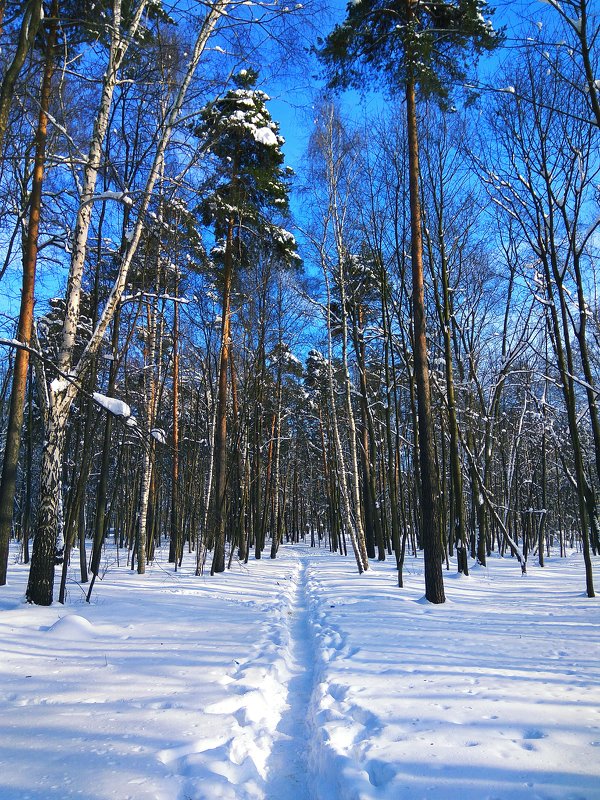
<box><xmin>0</xmin><ymin>0</ymin><xmax>143</xmax><ymax>585</ymax></box>
<box><xmin>525</xmin><ymin>0</ymin><xmax>600</xmax><ymax>130</ymax></box>
<box><xmin>318</xmin><ymin>0</ymin><xmax>501</xmax><ymax>602</ymax></box>
<box><xmin>195</xmin><ymin>69</ymin><xmax>297</xmax><ymax>574</ymax></box>
<box><xmin>304</xmin><ymin>102</ymin><xmax>371</xmax><ymax>574</ymax></box>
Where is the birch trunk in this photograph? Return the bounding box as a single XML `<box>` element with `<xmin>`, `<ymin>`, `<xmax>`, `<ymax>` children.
<box><xmin>170</xmin><ymin>277</ymin><xmax>181</xmax><ymax>566</ymax></box>
<box><xmin>323</xmin><ymin>266</ymin><xmax>368</xmax><ymax>574</ymax></box>
<box><xmin>338</xmin><ymin>270</ymin><xmax>370</xmax><ymax>571</ymax></box>
<box><xmin>25</xmin><ymin>392</ymin><xmax>68</xmax><ymax>605</ymax></box>
<box><xmin>270</xmin><ymin>374</ymin><xmax>283</xmax><ymax>559</ymax></box>
<box><xmin>137</xmin><ymin>294</ymin><xmax>158</xmax><ymax>575</ymax></box>
<box><xmin>57</xmin><ymin>0</ymin><xmax>148</xmax><ymax>377</ymax></box>
<box><xmin>380</xmin><ymin>270</ymin><xmax>403</xmax><ymax>582</ymax></box>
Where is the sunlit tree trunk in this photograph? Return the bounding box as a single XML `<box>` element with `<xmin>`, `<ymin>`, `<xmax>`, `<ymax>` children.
<box><xmin>270</xmin><ymin>371</ymin><xmax>283</xmax><ymax>559</ymax></box>
<box><xmin>0</xmin><ymin>0</ymin><xmax>57</xmax><ymax>585</ymax></box>
<box><xmin>324</xmin><ymin>287</ymin><xmax>368</xmax><ymax>574</ymax></box>
<box><xmin>170</xmin><ymin>278</ymin><xmax>181</xmax><ymax>566</ymax></box>
<box><xmin>405</xmin><ymin>72</ymin><xmax>445</xmax><ymax>603</ymax></box>
<box><xmin>137</xmin><ymin>292</ymin><xmax>159</xmax><ymax>575</ymax></box>
<box><xmin>211</xmin><ymin>215</ymin><xmax>234</xmax><ymax>574</ymax></box>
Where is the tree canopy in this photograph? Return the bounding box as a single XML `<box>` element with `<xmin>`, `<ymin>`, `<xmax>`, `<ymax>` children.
<box><xmin>317</xmin><ymin>0</ymin><xmax>501</xmax><ymax>99</ymax></box>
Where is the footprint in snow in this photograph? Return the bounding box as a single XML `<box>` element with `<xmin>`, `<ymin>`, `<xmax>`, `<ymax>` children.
<box><xmin>523</xmin><ymin>729</ymin><xmax>546</xmax><ymax>740</ymax></box>
<box><xmin>366</xmin><ymin>758</ymin><xmax>396</xmax><ymax>788</ymax></box>
<box><xmin>327</xmin><ymin>683</ymin><xmax>347</xmax><ymax>702</ymax></box>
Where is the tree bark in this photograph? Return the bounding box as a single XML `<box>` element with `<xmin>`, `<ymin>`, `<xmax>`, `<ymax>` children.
<box><xmin>25</xmin><ymin>396</ymin><xmax>67</xmax><ymax>605</ymax></box>
<box><xmin>211</xmin><ymin>216</ymin><xmax>234</xmax><ymax>574</ymax></box>
<box><xmin>170</xmin><ymin>277</ymin><xmax>181</xmax><ymax>566</ymax></box>
<box><xmin>405</xmin><ymin>71</ymin><xmax>445</xmax><ymax>603</ymax></box>
<box><xmin>0</xmin><ymin>0</ymin><xmax>57</xmax><ymax>585</ymax></box>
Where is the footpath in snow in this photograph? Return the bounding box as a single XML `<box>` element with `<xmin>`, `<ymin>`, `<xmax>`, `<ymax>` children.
<box><xmin>0</xmin><ymin>544</ymin><xmax>599</xmax><ymax>799</ymax></box>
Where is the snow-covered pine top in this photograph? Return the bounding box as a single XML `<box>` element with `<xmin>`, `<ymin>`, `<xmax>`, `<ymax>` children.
<box><xmin>269</xmin><ymin>342</ymin><xmax>303</xmax><ymax>375</ymax></box>
<box><xmin>305</xmin><ymin>349</ymin><xmax>330</xmax><ymax>395</ymax></box>
<box><xmin>226</xmin><ymin>87</ymin><xmax>282</xmax><ymax>148</ymax></box>
<box><xmin>198</xmin><ymin>71</ymin><xmax>285</xmax><ymax>170</ymax></box>
<box><xmin>197</xmin><ymin>69</ymin><xmax>297</xmax><ymax>265</ymax></box>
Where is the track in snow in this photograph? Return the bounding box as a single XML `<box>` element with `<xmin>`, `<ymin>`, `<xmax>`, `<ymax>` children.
<box><xmin>264</xmin><ymin>557</ymin><xmax>316</xmax><ymax>800</ymax></box>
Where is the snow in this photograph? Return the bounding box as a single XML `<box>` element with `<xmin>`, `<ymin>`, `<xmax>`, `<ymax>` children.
<box><xmin>0</xmin><ymin>545</ymin><xmax>598</xmax><ymax>799</ymax></box>
<box><xmin>92</xmin><ymin>191</ymin><xmax>133</xmax><ymax>206</ymax></box>
<box><xmin>93</xmin><ymin>392</ymin><xmax>131</xmax><ymax>418</ymax></box>
<box><xmin>253</xmin><ymin>127</ymin><xmax>279</xmax><ymax>147</ymax></box>
<box><xmin>50</xmin><ymin>378</ymin><xmax>68</xmax><ymax>394</ymax></box>
<box><xmin>150</xmin><ymin>428</ymin><xmax>167</xmax><ymax>444</ymax></box>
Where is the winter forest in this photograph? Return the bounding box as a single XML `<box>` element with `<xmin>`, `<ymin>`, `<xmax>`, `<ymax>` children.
<box><xmin>0</xmin><ymin>1</ymin><xmax>599</xmax><ymax>798</ymax></box>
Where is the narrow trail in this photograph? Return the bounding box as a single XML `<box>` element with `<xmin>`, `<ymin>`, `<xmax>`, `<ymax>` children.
<box><xmin>264</xmin><ymin>556</ymin><xmax>316</xmax><ymax>800</ymax></box>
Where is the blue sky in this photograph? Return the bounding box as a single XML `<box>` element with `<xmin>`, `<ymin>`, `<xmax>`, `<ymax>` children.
<box><xmin>266</xmin><ymin>0</ymin><xmax>535</xmax><ymax>174</ymax></box>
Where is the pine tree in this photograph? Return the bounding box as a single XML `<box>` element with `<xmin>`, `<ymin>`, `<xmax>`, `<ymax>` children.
<box><xmin>195</xmin><ymin>69</ymin><xmax>298</xmax><ymax>574</ymax></box>
<box><xmin>318</xmin><ymin>0</ymin><xmax>501</xmax><ymax>603</ymax></box>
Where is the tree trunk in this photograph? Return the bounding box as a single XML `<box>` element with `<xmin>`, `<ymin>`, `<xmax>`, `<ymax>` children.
<box><xmin>405</xmin><ymin>72</ymin><xmax>445</xmax><ymax>603</ymax></box>
<box><xmin>323</xmin><ymin>266</ymin><xmax>368</xmax><ymax>574</ymax></box>
<box><xmin>339</xmin><ymin>282</ymin><xmax>370</xmax><ymax>572</ymax></box>
<box><xmin>57</xmin><ymin>0</ymin><xmax>149</xmax><ymax>378</ymax></box>
<box><xmin>211</xmin><ymin>216</ymin><xmax>234</xmax><ymax>575</ymax></box>
<box><xmin>270</xmin><ymin>373</ymin><xmax>283</xmax><ymax>559</ymax></box>
<box><xmin>25</xmin><ymin>399</ymin><xmax>67</xmax><ymax>605</ymax></box>
<box><xmin>59</xmin><ymin>385</ymin><xmax>97</xmax><ymax>603</ymax></box>
<box><xmin>21</xmin><ymin>368</ymin><xmax>34</xmax><ymax>564</ymax></box>
<box><xmin>440</xmin><ymin>244</ymin><xmax>468</xmax><ymax>575</ymax></box>
<box><xmin>380</xmin><ymin>276</ymin><xmax>402</xmax><ymax>579</ymax></box>
<box><xmin>353</xmin><ymin>306</ymin><xmax>385</xmax><ymax>560</ymax></box>
<box><xmin>87</xmin><ymin>311</ymin><xmax>120</xmax><ymax>601</ymax></box>
<box><xmin>170</xmin><ymin>281</ymin><xmax>181</xmax><ymax>566</ymax></box>
<box><xmin>0</xmin><ymin>2</ymin><xmax>57</xmax><ymax>585</ymax></box>
<box><xmin>137</xmin><ymin>282</ymin><xmax>160</xmax><ymax>574</ymax></box>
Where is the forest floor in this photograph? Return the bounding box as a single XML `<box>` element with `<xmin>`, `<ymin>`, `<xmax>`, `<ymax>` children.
<box><xmin>0</xmin><ymin>542</ymin><xmax>599</xmax><ymax>800</ymax></box>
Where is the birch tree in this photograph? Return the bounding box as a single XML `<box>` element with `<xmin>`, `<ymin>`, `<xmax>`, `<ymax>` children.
<box><xmin>0</xmin><ymin>0</ymin><xmax>58</xmax><ymax>585</ymax></box>
<box><xmin>305</xmin><ymin>103</ymin><xmax>370</xmax><ymax>573</ymax></box>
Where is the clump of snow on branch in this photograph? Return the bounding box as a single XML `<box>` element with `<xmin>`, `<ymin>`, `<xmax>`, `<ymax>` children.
<box><xmin>93</xmin><ymin>392</ymin><xmax>131</xmax><ymax>418</ymax></box>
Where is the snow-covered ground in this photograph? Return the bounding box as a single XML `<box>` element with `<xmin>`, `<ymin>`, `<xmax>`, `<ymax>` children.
<box><xmin>0</xmin><ymin>544</ymin><xmax>598</xmax><ymax>800</ymax></box>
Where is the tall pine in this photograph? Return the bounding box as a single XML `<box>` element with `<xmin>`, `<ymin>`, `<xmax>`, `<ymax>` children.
<box><xmin>318</xmin><ymin>0</ymin><xmax>501</xmax><ymax>603</ymax></box>
<box><xmin>196</xmin><ymin>70</ymin><xmax>298</xmax><ymax>574</ymax></box>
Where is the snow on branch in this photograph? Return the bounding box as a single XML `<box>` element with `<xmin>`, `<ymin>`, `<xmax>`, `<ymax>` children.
<box><xmin>93</xmin><ymin>392</ymin><xmax>131</xmax><ymax>418</ymax></box>
<box><xmin>84</xmin><ymin>191</ymin><xmax>133</xmax><ymax>206</ymax></box>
